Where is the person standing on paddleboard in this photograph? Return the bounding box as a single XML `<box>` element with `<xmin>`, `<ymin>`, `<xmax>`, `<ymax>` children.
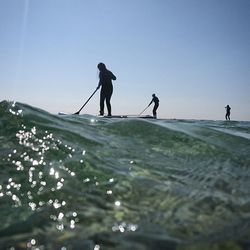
<box><xmin>225</xmin><ymin>105</ymin><xmax>231</xmax><ymax>120</ymax></box>
<box><xmin>148</xmin><ymin>94</ymin><xmax>159</xmax><ymax>118</ymax></box>
<box><xmin>97</xmin><ymin>63</ymin><xmax>116</xmax><ymax>116</ymax></box>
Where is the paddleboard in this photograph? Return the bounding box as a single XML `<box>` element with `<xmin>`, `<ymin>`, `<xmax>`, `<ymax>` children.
<box><xmin>58</xmin><ymin>113</ymin><xmax>156</xmax><ymax>119</ymax></box>
<box><xmin>103</xmin><ymin>115</ymin><xmax>156</xmax><ymax>119</ymax></box>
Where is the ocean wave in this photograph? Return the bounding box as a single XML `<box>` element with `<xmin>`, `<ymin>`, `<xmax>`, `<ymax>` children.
<box><xmin>0</xmin><ymin>100</ymin><xmax>250</xmax><ymax>250</ymax></box>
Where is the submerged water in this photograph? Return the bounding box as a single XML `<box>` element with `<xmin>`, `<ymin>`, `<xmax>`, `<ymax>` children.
<box><xmin>0</xmin><ymin>100</ymin><xmax>250</xmax><ymax>250</ymax></box>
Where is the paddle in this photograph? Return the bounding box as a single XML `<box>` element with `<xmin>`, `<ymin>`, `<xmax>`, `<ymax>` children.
<box><xmin>139</xmin><ymin>105</ymin><xmax>150</xmax><ymax>116</ymax></box>
<box><xmin>74</xmin><ymin>88</ymin><xmax>98</xmax><ymax>115</ymax></box>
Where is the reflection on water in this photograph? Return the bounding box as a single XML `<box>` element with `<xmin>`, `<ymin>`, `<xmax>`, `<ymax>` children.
<box><xmin>0</xmin><ymin>101</ymin><xmax>250</xmax><ymax>250</ymax></box>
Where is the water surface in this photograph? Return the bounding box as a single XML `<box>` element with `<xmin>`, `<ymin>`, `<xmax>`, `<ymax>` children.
<box><xmin>0</xmin><ymin>101</ymin><xmax>250</xmax><ymax>250</ymax></box>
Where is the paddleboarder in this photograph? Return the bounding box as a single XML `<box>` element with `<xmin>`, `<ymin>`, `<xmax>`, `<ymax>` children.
<box><xmin>148</xmin><ymin>94</ymin><xmax>159</xmax><ymax>118</ymax></box>
<box><xmin>225</xmin><ymin>105</ymin><xmax>231</xmax><ymax>120</ymax></box>
<box><xmin>97</xmin><ymin>63</ymin><xmax>116</xmax><ymax>116</ymax></box>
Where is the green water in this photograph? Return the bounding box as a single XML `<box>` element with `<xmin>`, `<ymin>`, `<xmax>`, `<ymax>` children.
<box><xmin>0</xmin><ymin>101</ymin><xmax>250</xmax><ymax>250</ymax></box>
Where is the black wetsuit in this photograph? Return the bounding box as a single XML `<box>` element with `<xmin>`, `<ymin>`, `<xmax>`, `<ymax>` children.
<box><xmin>99</xmin><ymin>70</ymin><xmax>116</xmax><ymax>116</ymax></box>
<box><xmin>149</xmin><ymin>96</ymin><xmax>159</xmax><ymax>117</ymax></box>
<box><xmin>225</xmin><ymin>106</ymin><xmax>231</xmax><ymax>120</ymax></box>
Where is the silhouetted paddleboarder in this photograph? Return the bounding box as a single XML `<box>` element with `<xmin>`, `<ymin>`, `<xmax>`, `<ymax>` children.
<box><xmin>97</xmin><ymin>63</ymin><xmax>116</xmax><ymax>116</ymax></box>
<box><xmin>225</xmin><ymin>105</ymin><xmax>231</xmax><ymax>120</ymax></box>
<box><xmin>148</xmin><ymin>94</ymin><xmax>159</xmax><ymax>118</ymax></box>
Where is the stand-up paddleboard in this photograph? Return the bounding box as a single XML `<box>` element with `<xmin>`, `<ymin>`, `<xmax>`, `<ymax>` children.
<box><xmin>58</xmin><ymin>113</ymin><xmax>156</xmax><ymax>119</ymax></box>
<box><xmin>58</xmin><ymin>112</ymin><xmax>69</xmax><ymax>115</ymax></box>
<box><xmin>103</xmin><ymin>115</ymin><xmax>156</xmax><ymax>119</ymax></box>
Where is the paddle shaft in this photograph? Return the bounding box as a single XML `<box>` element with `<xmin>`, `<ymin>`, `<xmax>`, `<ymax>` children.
<box><xmin>75</xmin><ymin>88</ymin><xmax>98</xmax><ymax>114</ymax></box>
<box><xmin>139</xmin><ymin>105</ymin><xmax>149</xmax><ymax>116</ymax></box>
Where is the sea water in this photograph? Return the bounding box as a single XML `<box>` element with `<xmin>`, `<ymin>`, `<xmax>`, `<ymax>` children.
<box><xmin>0</xmin><ymin>100</ymin><xmax>250</xmax><ymax>250</ymax></box>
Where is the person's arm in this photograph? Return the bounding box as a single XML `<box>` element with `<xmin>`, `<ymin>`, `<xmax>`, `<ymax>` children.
<box><xmin>107</xmin><ymin>70</ymin><xmax>116</xmax><ymax>80</ymax></box>
<box><xmin>148</xmin><ymin>99</ymin><xmax>153</xmax><ymax>106</ymax></box>
<box><xmin>110</xmin><ymin>71</ymin><xmax>116</xmax><ymax>81</ymax></box>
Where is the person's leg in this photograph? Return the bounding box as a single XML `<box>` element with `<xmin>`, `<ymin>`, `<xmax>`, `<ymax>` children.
<box><xmin>153</xmin><ymin>103</ymin><xmax>159</xmax><ymax>117</ymax></box>
<box><xmin>153</xmin><ymin>107</ymin><xmax>156</xmax><ymax>117</ymax></box>
<box><xmin>106</xmin><ymin>87</ymin><xmax>113</xmax><ymax>116</ymax></box>
<box><xmin>99</xmin><ymin>89</ymin><xmax>105</xmax><ymax>115</ymax></box>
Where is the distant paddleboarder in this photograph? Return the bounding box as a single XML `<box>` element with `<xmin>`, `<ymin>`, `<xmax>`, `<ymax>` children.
<box><xmin>97</xmin><ymin>63</ymin><xmax>116</xmax><ymax>116</ymax></box>
<box><xmin>148</xmin><ymin>94</ymin><xmax>159</xmax><ymax>118</ymax></box>
<box><xmin>225</xmin><ymin>105</ymin><xmax>231</xmax><ymax>120</ymax></box>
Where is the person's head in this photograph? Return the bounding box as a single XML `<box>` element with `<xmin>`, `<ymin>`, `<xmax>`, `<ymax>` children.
<box><xmin>152</xmin><ymin>94</ymin><xmax>155</xmax><ymax>97</ymax></box>
<box><xmin>97</xmin><ymin>62</ymin><xmax>106</xmax><ymax>71</ymax></box>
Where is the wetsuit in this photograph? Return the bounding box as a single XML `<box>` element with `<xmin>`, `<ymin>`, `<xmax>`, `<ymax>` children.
<box><xmin>99</xmin><ymin>70</ymin><xmax>116</xmax><ymax>116</ymax></box>
<box><xmin>225</xmin><ymin>106</ymin><xmax>231</xmax><ymax>120</ymax></box>
<box><xmin>149</xmin><ymin>96</ymin><xmax>159</xmax><ymax>117</ymax></box>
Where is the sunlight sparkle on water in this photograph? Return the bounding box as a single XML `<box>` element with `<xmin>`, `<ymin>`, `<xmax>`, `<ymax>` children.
<box><xmin>83</xmin><ymin>178</ymin><xmax>90</xmax><ymax>183</ymax></box>
<box><xmin>58</xmin><ymin>212</ymin><xmax>64</xmax><ymax>220</ymax></box>
<box><xmin>27</xmin><ymin>238</ymin><xmax>36</xmax><ymax>248</ymax></box>
<box><xmin>94</xmin><ymin>245</ymin><xmax>100</xmax><ymax>250</ymax></box>
<box><xmin>56</xmin><ymin>224</ymin><xmax>64</xmax><ymax>231</ymax></box>
<box><xmin>112</xmin><ymin>222</ymin><xmax>138</xmax><ymax>233</ymax></box>
<box><xmin>106</xmin><ymin>190</ymin><xmax>112</xmax><ymax>195</ymax></box>
<box><xmin>115</xmin><ymin>201</ymin><xmax>121</xmax><ymax>207</ymax></box>
<box><xmin>70</xmin><ymin>219</ymin><xmax>75</xmax><ymax>229</ymax></box>
<box><xmin>0</xmin><ymin>104</ymin><xmax>102</xmax><ymax>246</ymax></box>
<box><xmin>57</xmin><ymin>181</ymin><xmax>64</xmax><ymax>190</ymax></box>
<box><xmin>9</xmin><ymin>108</ymin><xmax>23</xmax><ymax>116</ymax></box>
<box><xmin>32</xmin><ymin>160</ymin><xmax>39</xmax><ymax>166</ymax></box>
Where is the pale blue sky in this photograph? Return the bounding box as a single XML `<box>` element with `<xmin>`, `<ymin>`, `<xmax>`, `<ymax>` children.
<box><xmin>1</xmin><ymin>0</ymin><xmax>250</xmax><ymax>120</ymax></box>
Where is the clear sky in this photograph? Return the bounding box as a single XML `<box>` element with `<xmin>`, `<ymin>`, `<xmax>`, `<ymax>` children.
<box><xmin>1</xmin><ymin>0</ymin><xmax>250</xmax><ymax>120</ymax></box>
